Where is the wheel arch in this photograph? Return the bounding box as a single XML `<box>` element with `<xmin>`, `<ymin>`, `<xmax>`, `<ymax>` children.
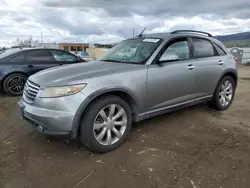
<box><xmin>1</xmin><ymin>71</ymin><xmax>28</xmax><ymax>88</ymax></box>
<box><xmin>219</xmin><ymin>69</ymin><xmax>238</xmax><ymax>87</ymax></box>
<box><xmin>210</xmin><ymin>69</ymin><xmax>237</xmax><ymax>110</ymax></box>
<box><xmin>212</xmin><ymin>68</ymin><xmax>238</xmax><ymax>95</ymax></box>
<box><xmin>71</xmin><ymin>88</ymin><xmax>139</xmax><ymax>139</ymax></box>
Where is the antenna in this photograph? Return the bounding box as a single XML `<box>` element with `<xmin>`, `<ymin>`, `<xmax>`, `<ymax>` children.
<box><xmin>137</xmin><ymin>27</ymin><xmax>146</xmax><ymax>37</ymax></box>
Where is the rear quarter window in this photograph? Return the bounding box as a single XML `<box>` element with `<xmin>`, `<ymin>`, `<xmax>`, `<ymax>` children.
<box><xmin>214</xmin><ymin>43</ymin><xmax>227</xmax><ymax>56</ymax></box>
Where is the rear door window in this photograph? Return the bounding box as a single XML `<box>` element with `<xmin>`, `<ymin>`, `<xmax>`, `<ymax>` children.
<box><xmin>192</xmin><ymin>38</ymin><xmax>215</xmax><ymax>58</ymax></box>
<box><xmin>26</xmin><ymin>50</ymin><xmax>53</xmax><ymax>62</ymax></box>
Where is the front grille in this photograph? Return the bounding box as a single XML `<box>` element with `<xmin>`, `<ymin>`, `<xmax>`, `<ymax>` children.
<box><xmin>23</xmin><ymin>80</ymin><xmax>40</xmax><ymax>103</ymax></box>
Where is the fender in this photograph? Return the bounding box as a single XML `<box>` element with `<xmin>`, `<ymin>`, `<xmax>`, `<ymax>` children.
<box><xmin>71</xmin><ymin>87</ymin><xmax>138</xmax><ymax>139</ymax></box>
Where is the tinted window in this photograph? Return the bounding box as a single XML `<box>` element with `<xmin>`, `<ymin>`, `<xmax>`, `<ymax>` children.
<box><xmin>192</xmin><ymin>38</ymin><xmax>215</xmax><ymax>58</ymax></box>
<box><xmin>214</xmin><ymin>43</ymin><xmax>226</xmax><ymax>56</ymax></box>
<box><xmin>9</xmin><ymin>53</ymin><xmax>25</xmax><ymax>62</ymax></box>
<box><xmin>162</xmin><ymin>40</ymin><xmax>190</xmax><ymax>61</ymax></box>
<box><xmin>27</xmin><ymin>50</ymin><xmax>53</xmax><ymax>61</ymax></box>
<box><xmin>50</xmin><ymin>50</ymin><xmax>77</xmax><ymax>61</ymax></box>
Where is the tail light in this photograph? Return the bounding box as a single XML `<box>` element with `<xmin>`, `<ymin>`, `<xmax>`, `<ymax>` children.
<box><xmin>233</xmin><ymin>57</ymin><xmax>238</xmax><ymax>63</ymax></box>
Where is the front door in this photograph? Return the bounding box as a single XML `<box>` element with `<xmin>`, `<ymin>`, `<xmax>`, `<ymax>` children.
<box><xmin>24</xmin><ymin>50</ymin><xmax>58</xmax><ymax>75</ymax></box>
<box><xmin>146</xmin><ymin>37</ymin><xmax>197</xmax><ymax>114</ymax></box>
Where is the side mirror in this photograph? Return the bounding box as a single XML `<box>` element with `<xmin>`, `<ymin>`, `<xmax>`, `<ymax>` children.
<box><xmin>76</xmin><ymin>57</ymin><xmax>84</xmax><ymax>62</ymax></box>
<box><xmin>159</xmin><ymin>52</ymin><xmax>179</xmax><ymax>62</ymax></box>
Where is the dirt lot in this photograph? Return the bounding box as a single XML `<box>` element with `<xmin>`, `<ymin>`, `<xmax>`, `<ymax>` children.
<box><xmin>0</xmin><ymin>65</ymin><xmax>250</xmax><ymax>188</ymax></box>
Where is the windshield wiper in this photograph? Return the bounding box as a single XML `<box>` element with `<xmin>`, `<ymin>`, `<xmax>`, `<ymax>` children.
<box><xmin>100</xmin><ymin>59</ymin><xmax>141</xmax><ymax>65</ymax></box>
<box><xmin>101</xmin><ymin>59</ymin><xmax>126</xmax><ymax>63</ymax></box>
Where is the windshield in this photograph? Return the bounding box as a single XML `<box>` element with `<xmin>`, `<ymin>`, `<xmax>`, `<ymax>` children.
<box><xmin>99</xmin><ymin>38</ymin><xmax>162</xmax><ymax>64</ymax></box>
<box><xmin>77</xmin><ymin>51</ymin><xmax>89</xmax><ymax>57</ymax></box>
<box><xmin>0</xmin><ymin>48</ymin><xmax>22</xmax><ymax>59</ymax></box>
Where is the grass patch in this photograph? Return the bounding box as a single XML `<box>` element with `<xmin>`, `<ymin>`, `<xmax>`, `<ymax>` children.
<box><xmin>224</xmin><ymin>40</ymin><xmax>250</xmax><ymax>48</ymax></box>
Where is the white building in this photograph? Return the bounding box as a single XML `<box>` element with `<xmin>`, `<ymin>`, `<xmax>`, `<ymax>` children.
<box><xmin>39</xmin><ymin>43</ymin><xmax>59</xmax><ymax>49</ymax></box>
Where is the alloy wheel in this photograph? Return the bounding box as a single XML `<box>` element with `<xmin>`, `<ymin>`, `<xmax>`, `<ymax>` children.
<box><xmin>7</xmin><ymin>76</ymin><xmax>26</xmax><ymax>95</ymax></box>
<box><xmin>219</xmin><ymin>80</ymin><xmax>233</xmax><ymax>107</ymax></box>
<box><xmin>93</xmin><ymin>104</ymin><xmax>128</xmax><ymax>146</ymax></box>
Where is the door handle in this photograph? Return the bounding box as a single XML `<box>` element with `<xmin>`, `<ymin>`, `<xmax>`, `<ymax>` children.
<box><xmin>27</xmin><ymin>65</ymin><xmax>33</xmax><ymax>68</ymax></box>
<box><xmin>187</xmin><ymin>64</ymin><xmax>195</xmax><ymax>70</ymax></box>
<box><xmin>218</xmin><ymin>60</ymin><xmax>224</xmax><ymax>65</ymax></box>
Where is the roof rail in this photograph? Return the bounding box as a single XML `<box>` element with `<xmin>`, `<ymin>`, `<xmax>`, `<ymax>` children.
<box><xmin>170</xmin><ymin>30</ymin><xmax>213</xmax><ymax>37</ymax></box>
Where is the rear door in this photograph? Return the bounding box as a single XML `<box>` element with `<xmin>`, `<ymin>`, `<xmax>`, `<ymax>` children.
<box><xmin>4</xmin><ymin>52</ymin><xmax>26</xmax><ymax>76</ymax></box>
<box><xmin>24</xmin><ymin>50</ymin><xmax>58</xmax><ymax>75</ymax></box>
<box><xmin>49</xmin><ymin>50</ymin><xmax>83</xmax><ymax>65</ymax></box>
<box><xmin>189</xmin><ymin>37</ymin><xmax>226</xmax><ymax>99</ymax></box>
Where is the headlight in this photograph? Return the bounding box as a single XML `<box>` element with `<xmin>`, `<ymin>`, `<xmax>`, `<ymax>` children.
<box><xmin>40</xmin><ymin>84</ymin><xmax>87</xmax><ymax>98</ymax></box>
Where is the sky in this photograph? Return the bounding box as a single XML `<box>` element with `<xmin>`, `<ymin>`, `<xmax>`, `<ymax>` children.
<box><xmin>0</xmin><ymin>0</ymin><xmax>250</xmax><ymax>47</ymax></box>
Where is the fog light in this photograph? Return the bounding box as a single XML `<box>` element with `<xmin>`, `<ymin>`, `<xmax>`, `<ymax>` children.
<box><xmin>37</xmin><ymin>124</ymin><xmax>44</xmax><ymax>133</ymax></box>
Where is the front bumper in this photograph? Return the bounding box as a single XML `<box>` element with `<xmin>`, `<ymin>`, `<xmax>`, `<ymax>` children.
<box><xmin>17</xmin><ymin>92</ymin><xmax>88</xmax><ymax>138</ymax></box>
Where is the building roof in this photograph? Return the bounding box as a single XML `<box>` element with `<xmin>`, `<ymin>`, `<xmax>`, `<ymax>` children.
<box><xmin>59</xmin><ymin>43</ymin><xmax>89</xmax><ymax>45</ymax></box>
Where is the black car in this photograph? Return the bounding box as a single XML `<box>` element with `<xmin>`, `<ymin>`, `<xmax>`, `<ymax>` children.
<box><xmin>0</xmin><ymin>48</ymin><xmax>85</xmax><ymax>95</ymax></box>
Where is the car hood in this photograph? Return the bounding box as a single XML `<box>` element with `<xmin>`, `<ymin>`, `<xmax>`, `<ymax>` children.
<box><xmin>29</xmin><ymin>61</ymin><xmax>143</xmax><ymax>88</ymax></box>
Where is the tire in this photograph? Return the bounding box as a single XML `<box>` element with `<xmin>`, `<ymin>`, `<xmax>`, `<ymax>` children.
<box><xmin>80</xmin><ymin>95</ymin><xmax>132</xmax><ymax>153</ymax></box>
<box><xmin>3</xmin><ymin>73</ymin><xmax>27</xmax><ymax>96</ymax></box>
<box><xmin>210</xmin><ymin>76</ymin><xmax>236</xmax><ymax>111</ymax></box>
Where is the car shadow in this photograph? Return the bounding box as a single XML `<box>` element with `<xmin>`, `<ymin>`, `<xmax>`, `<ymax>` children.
<box><xmin>133</xmin><ymin>103</ymin><xmax>215</xmax><ymax>128</ymax></box>
<box><xmin>39</xmin><ymin>102</ymin><xmax>218</xmax><ymax>152</ymax></box>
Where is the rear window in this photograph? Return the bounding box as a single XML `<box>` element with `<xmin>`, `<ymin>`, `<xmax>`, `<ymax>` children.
<box><xmin>192</xmin><ymin>38</ymin><xmax>215</xmax><ymax>58</ymax></box>
<box><xmin>26</xmin><ymin>50</ymin><xmax>53</xmax><ymax>62</ymax></box>
<box><xmin>0</xmin><ymin>49</ymin><xmax>22</xmax><ymax>59</ymax></box>
<box><xmin>9</xmin><ymin>53</ymin><xmax>25</xmax><ymax>62</ymax></box>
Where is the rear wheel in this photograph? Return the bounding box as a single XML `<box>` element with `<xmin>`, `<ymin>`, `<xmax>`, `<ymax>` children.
<box><xmin>210</xmin><ymin>76</ymin><xmax>235</xmax><ymax>110</ymax></box>
<box><xmin>3</xmin><ymin>73</ymin><xmax>27</xmax><ymax>96</ymax></box>
<box><xmin>80</xmin><ymin>95</ymin><xmax>132</xmax><ymax>153</ymax></box>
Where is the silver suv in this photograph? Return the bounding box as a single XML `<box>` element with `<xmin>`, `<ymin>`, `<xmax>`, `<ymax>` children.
<box><xmin>18</xmin><ymin>30</ymin><xmax>238</xmax><ymax>153</ymax></box>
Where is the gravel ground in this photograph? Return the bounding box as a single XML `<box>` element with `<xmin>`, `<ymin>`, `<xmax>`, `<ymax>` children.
<box><xmin>0</xmin><ymin>65</ymin><xmax>250</xmax><ymax>188</ymax></box>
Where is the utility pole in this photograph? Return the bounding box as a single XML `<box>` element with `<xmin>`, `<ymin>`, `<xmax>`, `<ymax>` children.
<box><xmin>41</xmin><ymin>32</ymin><xmax>43</xmax><ymax>43</ymax></box>
<box><xmin>133</xmin><ymin>29</ymin><xmax>135</xmax><ymax>37</ymax></box>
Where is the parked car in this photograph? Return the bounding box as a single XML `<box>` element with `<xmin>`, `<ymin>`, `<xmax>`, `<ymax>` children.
<box><xmin>0</xmin><ymin>48</ymin><xmax>85</xmax><ymax>95</ymax></box>
<box><xmin>77</xmin><ymin>51</ymin><xmax>94</xmax><ymax>61</ymax></box>
<box><xmin>18</xmin><ymin>30</ymin><xmax>238</xmax><ymax>153</ymax></box>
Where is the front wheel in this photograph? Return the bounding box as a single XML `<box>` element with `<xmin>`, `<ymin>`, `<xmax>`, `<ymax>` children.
<box><xmin>210</xmin><ymin>76</ymin><xmax>236</xmax><ymax>110</ymax></box>
<box><xmin>80</xmin><ymin>95</ymin><xmax>132</xmax><ymax>153</ymax></box>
